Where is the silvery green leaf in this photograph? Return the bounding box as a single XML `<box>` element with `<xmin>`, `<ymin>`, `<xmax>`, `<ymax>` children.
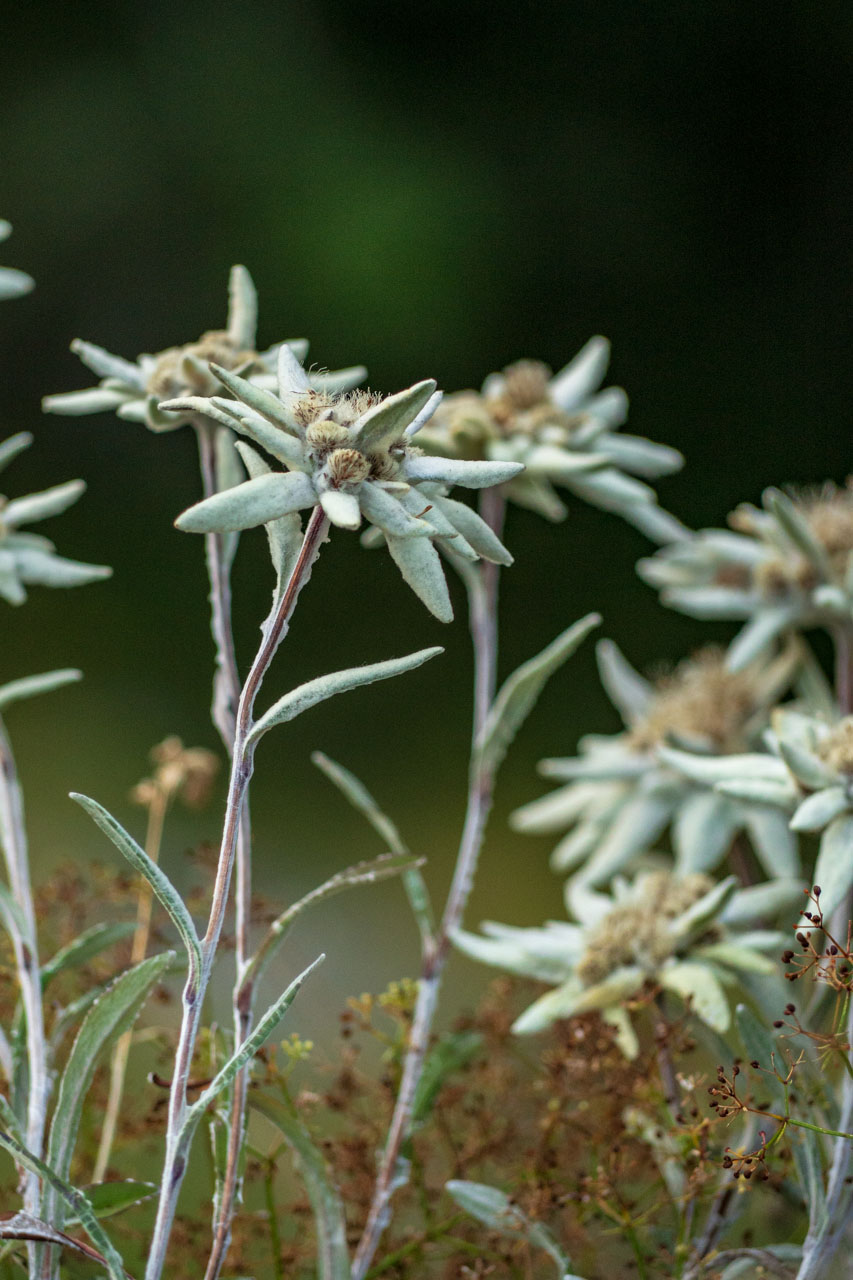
<box><xmin>386</xmin><ymin>533</ymin><xmax>454</xmax><ymax>621</ymax></box>
<box><xmin>452</xmin><ymin>926</ymin><xmax>577</xmax><ymax>983</ymax></box>
<box><xmin>276</xmin><ymin>341</ymin><xmax>312</xmax><ymax>398</ymax></box>
<box><xmin>659</xmin><ymin>960</ymin><xmax>730</xmax><ymax>1031</ymax></box>
<box><xmin>549</xmin><ymin>336</ymin><xmax>610</xmax><ymax>411</ymax></box>
<box><xmin>741</xmin><ymin>805</ymin><xmax>800</xmax><ymax>877</ymax></box>
<box><xmin>399</xmin><ymin>489</ymin><xmax>477</xmax><ymax>557</ymax></box>
<box><xmin>673</xmin><ymin>790</ymin><xmax>740</xmax><ymax>873</ymax></box>
<box><xmin>41</xmin><ymin>921</ymin><xmax>136</xmax><ymax>987</ymax></box>
<box><xmin>595</xmin><ymin>639</ymin><xmax>653</xmax><ymax>724</ymax></box>
<box><xmin>594</xmin><ymin>433</ymin><xmax>683</xmax><ymax>478</ymax></box>
<box><xmin>720</xmin><ymin>1246</ymin><xmax>803</xmax><ymax>1280</ymax></box>
<box><xmin>504</xmin><ymin>474</ymin><xmax>568</xmax><ymax>521</ymax></box>
<box><xmin>714</xmin><ymin>776</ymin><xmax>798</xmax><ymax>806</ymax></box>
<box><xmin>0</xmin><ymin>268</ymin><xmax>34</xmax><ymax>300</ymax></box>
<box><xmin>658</xmin><ymin>746</ymin><xmax>787</xmax><ymax>786</ymax></box>
<box><xmin>726</xmin><ymin>606</ymin><xmax>801</xmax><ymax>670</ymax></box>
<box><xmin>623</xmin><ymin>503</ymin><xmax>691</xmax><ymax>544</ymax></box>
<box><xmin>42</xmin><ymin>952</ymin><xmax>174</xmax><ymax>1243</ymax></box>
<box><xmin>510</xmin><ymin>782</ymin><xmax>594</xmax><ymax>834</ymax></box>
<box><xmin>601</xmin><ymin>1005</ymin><xmax>640</xmax><ymax>1059</ymax></box>
<box><xmin>0</xmin><ymin>554</ymin><xmax>26</xmax><ymax>604</ymax></box>
<box><xmin>184</xmin><ymin>955</ymin><xmax>324</xmax><ymax>1130</ymax></box>
<box><xmin>0</xmin><ymin>881</ymin><xmax>28</xmax><ymax>941</ymax></box>
<box><xmin>176</xmin><ymin>470</ymin><xmax>316</xmax><ymax>533</ymax></box>
<box><xmin>575</xmin><ymin>787</ymin><xmax>674</xmax><ymax>885</ymax></box>
<box><xmin>4</xmin><ymin>480</ymin><xmax>86</xmax><ymax>528</ymax></box>
<box><xmin>352</xmin><ymin>380</ymin><xmax>437</xmax><ymax>452</ymax></box>
<box><xmin>445</xmin><ymin>1179</ymin><xmax>583</xmax><ymax>1279</ymax></box>
<box><xmin>234</xmin><ymin>443</ymin><xmax>303</xmax><ymax>586</ymax></box>
<box><xmin>13</xmin><ymin>549</ymin><xmax>112</xmax><ymax>590</ymax></box>
<box><xmin>809</xmin><ymin>813</ymin><xmax>853</xmax><ymax>919</ymax></box>
<box><xmin>0</xmin><ymin>668</ymin><xmax>81</xmax><ymax>712</ymax></box>
<box><xmin>721</xmin><ymin>879</ymin><xmax>804</xmax><ymax>926</ymax></box>
<box><xmin>668</xmin><ymin>876</ymin><xmax>738</xmax><ymax>943</ymax></box>
<box><xmin>550</xmin><ymin>817</ymin><xmax>610</xmax><ymax>872</ymax></box>
<box><xmin>210</xmin><ymin>362</ymin><xmax>296</xmax><ymax>431</ymax></box>
<box><xmin>248</xmin><ymin>646</ymin><xmax>443</xmax><ymax>743</ymax></box>
<box><xmin>791</xmin><ymin>786</ymin><xmax>849</xmax><ymax>833</ymax></box>
<box><xmin>564</xmin><ymin>466</ymin><xmax>655</xmax><ymax>505</ymax></box>
<box><xmin>404</xmin><ymin>455</ymin><xmax>524</xmax><ymax>489</ymax></box>
<box><xmin>226</xmin><ymin>264</ymin><xmax>257</xmax><ymax>348</ymax></box>
<box><xmin>66</xmin><ymin>1179</ymin><xmax>157</xmax><ymax>1223</ymax></box>
<box><xmin>311</xmin><ymin>365</ymin><xmax>368</xmax><ymax>396</ymax></box>
<box><xmin>156</xmin><ymin>394</ymin><xmax>238</xmax><ymax>433</ymax></box>
<box><xmin>0</xmin><ymin>1137</ymin><xmax>125</xmax><ymax>1280</ymax></box>
<box><xmin>358</xmin><ymin>482</ymin><xmax>432</xmax><ymax>538</ymax></box>
<box><xmin>692</xmin><ymin>942</ymin><xmax>776</xmax><ymax>975</ymax></box>
<box><xmin>43</xmin><ymin>387</ymin><xmax>130</xmax><ymax>416</ymax></box>
<box><xmin>537</xmin><ymin>753</ymin><xmax>648</xmax><ymax>782</ymax></box>
<box><xmin>777</xmin><ymin>737</ymin><xmax>837</xmax><ymax>790</ymax></box>
<box><xmin>659</xmin><ymin>585</ymin><xmax>759</xmax><ymax>619</ymax></box>
<box><xmin>250</xmin><ymin>1094</ymin><xmax>349</xmax><ymax>1280</ymax></box>
<box><xmin>0</xmin><ymin>433</ymin><xmax>33</xmax><ymax>473</ymax></box>
<box><xmin>211</xmin><ymin>397</ymin><xmax>308</xmax><ymax>469</ymax></box>
<box><xmin>765</xmin><ymin>487</ymin><xmax>835</xmax><ymax>581</ymax></box>
<box><xmin>69</xmin><ymin>338</ymin><xmax>142</xmax><ymax>387</ymax></box>
<box><xmin>566</xmin><ymin>871</ymin><xmax>628</xmax><ymax>927</ymax></box>
<box><xmin>524</xmin><ymin>444</ymin><xmax>611</xmax><ymax>480</ymax></box>
<box><xmin>578</xmin><ymin>385</ymin><xmax>628</xmax><ymax>429</ymax></box>
<box><xmin>432</xmin><ymin>495</ymin><xmax>514</xmax><ymax>564</ymax></box>
<box><xmin>70</xmin><ymin>793</ymin><xmax>202</xmax><ymax>979</ymax></box>
<box><xmin>319</xmin><ymin>488</ymin><xmax>361</xmax><ymax>529</ymax></box>
<box><xmin>477</xmin><ymin>614</ymin><xmax>600</xmax><ymax>776</ymax></box>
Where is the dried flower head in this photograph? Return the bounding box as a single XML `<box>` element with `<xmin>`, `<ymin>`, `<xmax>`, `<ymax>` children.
<box><xmin>0</xmin><ymin>432</ymin><xmax>111</xmax><ymax>605</ymax></box>
<box><xmin>0</xmin><ymin>221</ymin><xmax>34</xmax><ymax>300</ymax></box>
<box><xmin>165</xmin><ymin>347</ymin><xmax>524</xmax><ymax>622</ymax></box>
<box><xmin>639</xmin><ymin>481</ymin><xmax>853</xmax><ymax>669</ymax></box>
<box><xmin>454</xmin><ymin>870</ymin><xmax>785</xmax><ymax>1053</ymax></box>
<box><xmin>422</xmin><ymin>337</ymin><xmax>684</xmax><ymax>541</ymax></box>
<box><xmin>131</xmin><ymin>736</ymin><xmax>219</xmax><ymax>810</ymax></box>
<box><xmin>42</xmin><ymin>265</ymin><xmax>365</xmax><ymax>432</ymax></box>
<box><xmin>511</xmin><ymin>639</ymin><xmax>800</xmax><ymax>886</ymax></box>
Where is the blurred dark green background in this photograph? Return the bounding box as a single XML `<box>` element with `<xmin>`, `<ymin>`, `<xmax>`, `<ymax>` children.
<box><xmin>1</xmin><ymin>0</ymin><xmax>851</xmax><ymax>1042</ymax></box>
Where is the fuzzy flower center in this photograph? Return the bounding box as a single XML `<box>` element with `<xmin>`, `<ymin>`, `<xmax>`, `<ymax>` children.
<box><xmin>817</xmin><ymin>718</ymin><xmax>853</xmax><ymax>777</ymax></box>
<box><xmin>577</xmin><ymin>872</ymin><xmax>714</xmax><ymax>986</ymax></box>
<box><xmin>731</xmin><ymin>483</ymin><xmax>853</xmax><ymax>598</ymax></box>
<box><xmin>146</xmin><ymin>330</ymin><xmax>256</xmax><ymax>401</ymax></box>
<box><xmin>627</xmin><ymin>648</ymin><xmax>759</xmax><ymax>754</ymax></box>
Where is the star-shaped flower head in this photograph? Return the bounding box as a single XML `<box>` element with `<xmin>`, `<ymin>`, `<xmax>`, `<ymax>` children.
<box><xmin>0</xmin><ymin>221</ymin><xmax>34</xmax><ymax>300</ymax></box>
<box><xmin>165</xmin><ymin>346</ymin><xmax>524</xmax><ymax>622</ymax></box>
<box><xmin>420</xmin><ymin>337</ymin><xmax>686</xmax><ymax>542</ymax></box>
<box><xmin>454</xmin><ymin>870</ymin><xmax>797</xmax><ymax>1055</ymax></box>
<box><xmin>511</xmin><ymin>641</ymin><xmax>800</xmax><ymax>888</ymax></box>
<box><xmin>639</xmin><ymin>483</ymin><xmax>853</xmax><ymax>670</ymax></box>
<box><xmin>0</xmin><ymin>433</ymin><xmax>111</xmax><ymax>605</ymax></box>
<box><xmin>660</xmin><ymin>706</ymin><xmax>853</xmax><ymax>925</ymax></box>
<box><xmin>42</xmin><ymin>265</ymin><xmax>365</xmax><ymax>431</ymax></box>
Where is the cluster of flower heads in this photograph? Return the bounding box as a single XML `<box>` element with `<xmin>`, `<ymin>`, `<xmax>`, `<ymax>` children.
<box><xmin>453</xmin><ymin>870</ymin><xmax>794</xmax><ymax>1055</ymax></box>
<box><xmin>639</xmin><ymin>483</ymin><xmax>853</xmax><ymax>669</ymax></box>
<box><xmin>421</xmin><ymin>338</ymin><xmax>686</xmax><ymax>541</ymax></box>
<box><xmin>0</xmin><ymin>433</ymin><xmax>110</xmax><ymax>605</ymax></box>
<box><xmin>511</xmin><ymin>640</ymin><xmax>800</xmax><ymax>887</ymax></box>
<box><xmin>0</xmin><ymin>222</ymin><xmax>33</xmax><ymax>301</ymax></box>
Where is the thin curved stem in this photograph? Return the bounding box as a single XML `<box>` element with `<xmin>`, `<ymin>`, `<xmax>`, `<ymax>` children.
<box><xmin>351</xmin><ymin>491</ymin><xmax>506</xmax><ymax>1280</ymax></box>
<box><xmin>144</xmin><ymin>506</ymin><xmax>329</xmax><ymax>1280</ymax></box>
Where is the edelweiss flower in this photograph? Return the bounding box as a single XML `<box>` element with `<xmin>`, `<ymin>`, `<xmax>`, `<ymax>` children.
<box><xmin>420</xmin><ymin>337</ymin><xmax>685</xmax><ymax>542</ymax></box>
<box><xmin>639</xmin><ymin>483</ymin><xmax>853</xmax><ymax>669</ymax></box>
<box><xmin>165</xmin><ymin>347</ymin><xmax>523</xmax><ymax>622</ymax></box>
<box><xmin>661</xmin><ymin>707</ymin><xmax>853</xmax><ymax>921</ymax></box>
<box><xmin>42</xmin><ymin>265</ymin><xmax>364</xmax><ymax>431</ymax></box>
<box><xmin>454</xmin><ymin>871</ymin><xmax>794</xmax><ymax>1055</ymax></box>
<box><xmin>0</xmin><ymin>433</ymin><xmax>111</xmax><ymax>605</ymax></box>
<box><xmin>0</xmin><ymin>221</ymin><xmax>34</xmax><ymax>300</ymax></box>
<box><xmin>512</xmin><ymin>642</ymin><xmax>799</xmax><ymax>887</ymax></box>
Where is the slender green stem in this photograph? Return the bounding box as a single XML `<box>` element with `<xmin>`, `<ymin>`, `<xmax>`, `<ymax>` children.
<box><xmin>144</xmin><ymin>507</ymin><xmax>329</xmax><ymax>1280</ymax></box>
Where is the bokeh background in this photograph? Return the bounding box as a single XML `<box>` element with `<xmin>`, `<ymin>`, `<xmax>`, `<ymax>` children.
<box><xmin>1</xmin><ymin>0</ymin><xmax>851</xmax><ymax>1046</ymax></box>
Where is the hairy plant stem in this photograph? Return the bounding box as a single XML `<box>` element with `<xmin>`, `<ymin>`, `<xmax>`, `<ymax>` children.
<box><xmin>92</xmin><ymin>788</ymin><xmax>168</xmax><ymax>1183</ymax></box>
<box><xmin>194</xmin><ymin>419</ymin><xmax>256</xmax><ymax>1280</ymax></box>
<box><xmin>835</xmin><ymin>623</ymin><xmax>853</xmax><ymax>717</ymax></box>
<box><xmin>145</xmin><ymin>506</ymin><xmax>329</xmax><ymax>1280</ymax></box>
<box><xmin>351</xmin><ymin>490</ymin><xmax>506</xmax><ymax>1280</ymax></box>
<box><xmin>0</xmin><ymin>714</ymin><xmax>47</xmax><ymax>1274</ymax></box>
<box><xmin>794</xmin><ymin>1000</ymin><xmax>853</xmax><ymax>1279</ymax></box>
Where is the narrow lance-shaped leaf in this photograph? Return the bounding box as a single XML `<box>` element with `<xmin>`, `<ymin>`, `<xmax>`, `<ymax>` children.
<box><xmin>248</xmin><ymin>647</ymin><xmax>444</xmax><ymax>744</ymax></box>
<box><xmin>0</xmin><ymin>1131</ymin><xmax>126</xmax><ymax>1280</ymax></box>
<box><xmin>311</xmin><ymin>751</ymin><xmax>435</xmax><ymax>940</ymax></box>
<box><xmin>245</xmin><ymin>853</ymin><xmax>424</xmax><ymax>992</ymax></box>
<box><xmin>446</xmin><ymin>1180</ymin><xmax>584</xmax><ymax>1279</ymax></box>
<box><xmin>251</xmin><ymin>1094</ymin><xmax>350</xmax><ymax>1280</ymax></box>
<box><xmin>66</xmin><ymin>1180</ymin><xmax>157</xmax><ymax>1224</ymax></box>
<box><xmin>0</xmin><ymin>433</ymin><xmax>33</xmax><ymax>475</ymax></box>
<box><xmin>184</xmin><ymin>954</ymin><xmax>325</xmax><ymax>1132</ymax></box>
<box><xmin>476</xmin><ymin>614</ymin><xmax>601</xmax><ymax>775</ymax></box>
<box><xmin>41</xmin><ymin>921</ymin><xmax>137</xmax><ymax>988</ymax></box>
<box><xmin>0</xmin><ymin>1213</ymin><xmax>125</xmax><ymax>1272</ymax></box>
<box><xmin>70</xmin><ymin>793</ymin><xmax>202</xmax><ymax>980</ymax></box>
<box><xmin>42</xmin><ymin>952</ymin><xmax>175</xmax><ymax>1239</ymax></box>
<box><xmin>0</xmin><ymin>669</ymin><xmax>82</xmax><ymax>713</ymax></box>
